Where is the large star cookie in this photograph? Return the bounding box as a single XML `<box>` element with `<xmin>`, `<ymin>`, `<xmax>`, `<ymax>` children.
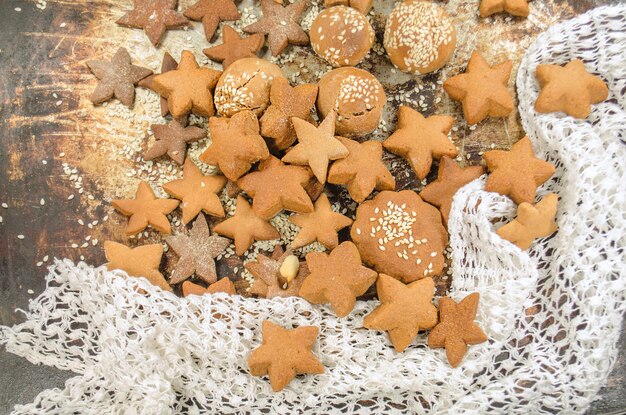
<box><xmin>290</xmin><ymin>193</ymin><xmax>353</xmax><ymax>250</ymax></box>
<box><xmin>497</xmin><ymin>193</ymin><xmax>558</xmax><ymax>250</ymax></box>
<box><xmin>116</xmin><ymin>0</ymin><xmax>189</xmax><ymax>46</ymax></box>
<box><xmin>138</xmin><ymin>52</ymin><xmax>178</xmax><ymax>117</ymax></box>
<box><xmin>144</xmin><ymin>119</ymin><xmax>207</xmax><ymax>165</ymax></box>
<box><xmin>203</xmin><ymin>25</ymin><xmax>264</xmax><ymax>69</ymax></box>
<box><xmin>184</xmin><ymin>0</ymin><xmax>240</xmax><ymax>41</ymax></box>
<box><xmin>479</xmin><ymin>0</ymin><xmax>530</xmax><ymax>17</ymax></box>
<box><xmin>104</xmin><ymin>241</ymin><xmax>171</xmax><ymax>291</ymax></box>
<box><xmin>246</xmin><ymin>246</ymin><xmax>309</xmax><ymax>298</ymax></box>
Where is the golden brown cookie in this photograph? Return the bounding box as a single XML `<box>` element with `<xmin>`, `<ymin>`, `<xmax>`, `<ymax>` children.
<box><xmin>325</xmin><ymin>0</ymin><xmax>373</xmax><ymax>14</ymax></box>
<box><xmin>203</xmin><ymin>25</ymin><xmax>264</xmax><ymax>69</ymax></box>
<box><xmin>104</xmin><ymin>241</ymin><xmax>171</xmax><ymax>291</ymax></box>
<box><xmin>350</xmin><ymin>190</ymin><xmax>448</xmax><ymax>283</ymax></box>
<box><xmin>363</xmin><ymin>274</ymin><xmax>437</xmax><ymax>352</ymax></box>
<box><xmin>184</xmin><ymin>0</ymin><xmax>240</xmax><ymax>41</ymax></box>
<box><xmin>181</xmin><ymin>278</ymin><xmax>236</xmax><ymax>296</ymax></box>
<box><xmin>290</xmin><ymin>193</ymin><xmax>353</xmax><ymax>250</ymax></box>
<box><xmin>479</xmin><ymin>0</ymin><xmax>530</xmax><ymax>17</ymax></box>
<box><xmin>497</xmin><ymin>193</ymin><xmax>558</xmax><ymax>250</ymax></box>
<box><xmin>246</xmin><ymin>246</ymin><xmax>309</xmax><ymax>298</ymax></box>
<box><xmin>116</xmin><ymin>0</ymin><xmax>189</xmax><ymax>46</ymax></box>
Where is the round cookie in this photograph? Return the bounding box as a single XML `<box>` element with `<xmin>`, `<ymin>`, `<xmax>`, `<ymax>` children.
<box><xmin>310</xmin><ymin>6</ymin><xmax>375</xmax><ymax>67</ymax></box>
<box><xmin>383</xmin><ymin>0</ymin><xmax>456</xmax><ymax>75</ymax></box>
<box><xmin>350</xmin><ymin>190</ymin><xmax>448</xmax><ymax>283</ymax></box>
<box><xmin>214</xmin><ymin>57</ymin><xmax>286</xmax><ymax>117</ymax></box>
<box><xmin>317</xmin><ymin>67</ymin><xmax>386</xmax><ymax>136</ymax></box>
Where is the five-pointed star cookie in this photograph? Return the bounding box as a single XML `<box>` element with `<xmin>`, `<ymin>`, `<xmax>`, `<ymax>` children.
<box><xmin>248</xmin><ymin>320</ymin><xmax>324</xmax><ymax>392</ymax></box>
<box><xmin>163</xmin><ymin>158</ymin><xmax>226</xmax><ymax>224</ymax></box>
<box><xmin>104</xmin><ymin>241</ymin><xmax>171</xmax><ymax>291</ymax></box>
<box><xmin>181</xmin><ymin>278</ymin><xmax>236</xmax><ymax>296</ymax></box>
<box><xmin>535</xmin><ymin>59</ymin><xmax>609</xmax><ymax>119</ymax></box>
<box><xmin>443</xmin><ymin>52</ymin><xmax>514</xmax><ymax>125</ymax></box>
<box><xmin>152</xmin><ymin>50</ymin><xmax>222</xmax><ymax>118</ymax></box>
<box><xmin>116</xmin><ymin>0</ymin><xmax>189</xmax><ymax>46</ymax></box>
<box><xmin>213</xmin><ymin>195</ymin><xmax>280</xmax><ymax>255</ymax></box>
<box><xmin>290</xmin><ymin>193</ymin><xmax>353</xmax><ymax>250</ymax></box>
<box><xmin>184</xmin><ymin>0</ymin><xmax>240</xmax><ymax>41</ymax></box>
<box><xmin>200</xmin><ymin>110</ymin><xmax>270</xmax><ymax>182</ymax></box>
<box><xmin>327</xmin><ymin>137</ymin><xmax>396</xmax><ymax>203</ymax></box>
<box><xmin>246</xmin><ymin>246</ymin><xmax>309</xmax><ymax>298</ymax></box>
<box><xmin>112</xmin><ymin>181</ymin><xmax>179</xmax><ymax>235</ymax></box>
<box><xmin>144</xmin><ymin>119</ymin><xmax>207</xmax><ymax>165</ymax></box>
<box><xmin>138</xmin><ymin>52</ymin><xmax>178</xmax><ymax>117</ymax></box>
<box><xmin>243</xmin><ymin>0</ymin><xmax>309</xmax><ymax>56</ymax></box>
<box><xmin>479</xmin><ymin>0</ymin><xmax>530</xmax><ymax>17</ymax></box>
<box><xmin>282</xmin><ymin>112</ymin><xmax>349</xmax><ymax>184</ymax></box>
<box><xmin>420</xmin><ymin>157</ymin><xmax>485</xmax><ymax>226</ymax></box>
<box><xmin>363</xmin><ymin>274</ymin><xmax>438</xmax><ymax>352</ymax></box>
<box><xmin>86</xmin><ymin>47</ymin><xmax>153</xmax><ymax>107</ymax></box>
<box><xmin>260</xmin><ymin>77</ymin><xmax>318</xmax><ymax>150</ymax></box>
<box><xmin>483</xmin><ymin>136</ymin><xmax>556</xmax><ymax>205</ymax></box>
<box><xmin>237</xmin><ymin>156</ymin><xmax>314</xmax><ymax>219</ymax></box>
<box><xmin>428</xmin><ymin>292</ymin><xmax>488</xmax><ymax>368</ymax></box>
<box><xmin>383</xmin><ymin>106</ymin><xmax>457</xmax><ymax>180</ymax></box>
<box><xmin>299</xmin><ymin>241</ymin><xmax>378</xmax><ymax>317</ymax></box>
<box><xmin>497</xmin><ymin>193</ymin><xmax>558</xmax><ymax>250</ymax></box>
<box><xmin>203</xmin><ymin>25</ymin><xmax>264</xmax><ymax>69</ymax></box>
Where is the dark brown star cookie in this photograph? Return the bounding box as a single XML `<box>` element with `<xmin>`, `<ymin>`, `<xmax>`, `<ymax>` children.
<box><xmin>144</xmin><ymin>119</ymin><xmax>207</xmax><ymax>165</ymax></box>
<box><xmin>116</xmin><ymin>0</ymin><xmax>189</xmax><ymax>46</ymax></box>
<box><xmin>184</xmin><ymin>0</ymin><xmax>240</xmax><ymax>41</ymax></box>
<box><xmin>246</xmin><ymin>246</ymin><xmax>309</xmax><ymax>298</ymax></box>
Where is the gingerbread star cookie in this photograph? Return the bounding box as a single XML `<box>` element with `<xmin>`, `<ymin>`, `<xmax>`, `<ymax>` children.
<box><xmin>535</xmin><ymin>59</ymin><xmax>609</xmax><ymax>119</ymax></box>
<box><xmin>112</xmin><ymin>181</ymin><xmax>179</xmax><ymax>235</ymax></box>
<box><xmin>86</xmin><ymin>47</ymin><xmax>152</xmax><ymax>107</ymax></box>
<box><xmin>246</xmin><ymin>246</ymin><xmax>309</xmax><ymax>298</ymax></box>
<box><xmin>200</xmin><ymin>110</ymin><xmax>270</xmax><ymax>182</ymax></box>
<box><xmin>144</xmin><ymin>119</ymin><xmax>207</xmax><ymax>165</ymax></box>
<box><xmin>104</xmin><ymin>241</ymin><xmax>171</xmax><ymax>291</ymax></box>
<box><xmin>383</xmin><ymin>106</ymin><xmax>457</xmax><ymax>180</ymax></box>
<box><xmin>203</xmin><ymin>26</ymin><xmax>264</xmax><ymax>69</ymax></box>
<box><xmin>282</xmin><ymin>112</ymin><xmax>349</xmax><ymax>184</ymax></box>
<box><xmin>117</xmin><ymin>0</ymin><xmax>189</xmax><ymax>46</ymax></box>
<box><xmin>243</xmin><ymin>0</ymin><xmax>309</xmax><ymax>56</ymax></box>
<box><xmin>479</xmin><ymin>0</ymin><xmax>530</xmax><ymax>17</ymax></box>
<box><xmin>213</xmin><ymin>195</ymin><xmax>280</xmax><ymax>255</ymax></box>
<box><xmin>327</xmin><ymin>137</ymin><xmax>396</xmax><ymax>203</ymax></box>
<box><xmin>443</xmin><ymin>52</ymin><xmax>514</xmax><ymax>125</ymax></box>
<box><xmin>428</xmin><ymin>292</ymin><xmax>488</xmax><ymax>368</ymax></box>
<box><xmin>483</xmin><ymin>136</ymin><xmax>556</xmax><ymax>205</ymax></box>
<box><xmin>237</xmin><ymin>157</ymin><xmax>314</xmax><ymax>219</ymax></box>
<box><xmin>152</xmin><ymin>50</ymin><xmax>222</xmax><ymax>118</ymax></box>
<box><xmin>259</xmin><ymin>77</ymin><xmax>318</xmax><ymax>151</ymax></box>
<box><xmin>248</xmin><ymin>321</ymin><xmax>324</xmax><ymax>392</ymax></box>
<box><xmin>364</xmin><ymin>274</ymin><xmax>438</xmax><ymax>352</ymax></box>
<box><xmin>299</xmin><ymin>241</ymin><xmax>377</xmax><ymax>317</ymax></box>
<box><xmin>497</xmin><ymin>193</ymin><xmax>558</xmax><ymax>250</ymax></box>
<box><xmin>181</xmin><ymin>278</ymin><xmax>236</xmax><ymax>296</ymax></box>
<box><xmin>184</xmin><ymin>0</ymin><xmax>240</xmax><ymax>41</ymax></box>
<box><xmin>325</xmin><ymin>0</ymin><xmax>373</xmax><ymax>14</ymax></box>
<box><xmin>138</xmin><ymin>52</ymin><xmax>178</xmax><ymax>117</ymax></box>
<box><xmin>420</xmin><ymin>157</ymin><xmax>485</xmax><ymax>226</ymax></box>
<box><xmin>290</xmin><ymin>193</ymin><xmax>353</xmax><ymax>250</ymax></box>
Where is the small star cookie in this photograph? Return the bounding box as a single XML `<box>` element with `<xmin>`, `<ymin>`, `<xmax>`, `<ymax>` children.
<box><xmin>246</xmin><ymin>246</ymin><xmax>309</xmax><ymax>298</ymax></box>
<box><xmin>116</xmin><ymin>0</ymin><xmax>189</xmax><ymax>46</ymax></box>
<box><xmin>144</xmin><ymin>119</ymin><xmax>207</xmax><ymax>165</ymax></box>
<box><xmin>290</xmin><ymin>193</ymin><xmax>353</xmax><ymax>250</ymax></box>
<box><xmin>184</xmin><ymin>0</ymin><xmax>240</xmax><ymax>41</ymax></box>
<box><xmin>203</xmin><ymin>25</ymin><xmax>264</xmax><ymax>69</ymax></box>
<box><xmin>104</xmin><ymin>241</ymin><xmax>171</xmax><ymax>291</ymax></box>
<box><xmin>479</xmin><ymin>0</ymin><xmax>530</xmax><ymax>18</ymax></box>
<box><xmin>497</xmin><ymin>193</ymin><xmax>558</xmax><ymax>250</ymax></box>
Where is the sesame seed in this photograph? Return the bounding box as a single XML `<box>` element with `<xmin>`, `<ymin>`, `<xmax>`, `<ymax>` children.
<box><xmin>17</xmin><ymin>234</ymin><xmax>25</xmax><ymax>240</ymax></box>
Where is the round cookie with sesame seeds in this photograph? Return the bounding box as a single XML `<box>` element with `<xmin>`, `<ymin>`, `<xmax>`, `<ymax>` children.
<box><xmin>350</xmin><ymin>190</ymin><xmax>448</xmax><ymax>283</ymax></box>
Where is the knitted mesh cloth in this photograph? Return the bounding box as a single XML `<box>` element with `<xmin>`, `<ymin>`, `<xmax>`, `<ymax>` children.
<box><xmin>1</xmin><ymin>5</ymin><xmax>625</xmax><ymax>414</ymax></box>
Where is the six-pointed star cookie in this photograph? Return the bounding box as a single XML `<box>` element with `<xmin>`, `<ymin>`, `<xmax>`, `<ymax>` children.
<box><xmin>152</xmin><ymin>50</ymin><xmax>222</xmax><ymax>118</ymax></box>
<box><xmin>383</xmin><ymin>106</ymin><xmax>457</xmax><ymax>180</ymax></box>
<box><xmin>184</xmin><ymin>0</ymin><xmax>240</xmax><ymax>41</ymax></box>
<box><xmin>483</xmin><ymin>136</ymin><xmax>556</xmax><ymax>205</ymax></box>
<box><xmin>428</xmin><ymin>292</ymin><xmax>488</xmax><ymax>368</ymax></box>
<box><xmin>497</xmin><ymin>193</ymin><xmax>558</xmax><ymax>250</ymax></box>
<box><xmin>364</xmin><ymin>274</ymin><xmax>438</xmax><ymax>352</ymax></box>
<box><xmin>443</xmin><ymin>51</ymin><xmax>513</xmax><ymax>125</ymax></box>
<box><xmin>246</xmin><ymin>246</ymin><xmax>309</xmax><ymax>298</ymax></box>
<box><xmin>144</xmin><ymin>119</ymin><xmax>207</xmax><ymax>165</ymax></box>
<box><xmin>479</xmin><ymin>0</ymin><xmax>530</xmax><ymax>17</ymax></box>
<box><xmin>299</xmin><ymin>241</ymin><xmax>378</xmax><ymax>317</ymax></box>
<box><xmin>116</xmin><ymin>0</ymin><xmax>189</xmax><ymax>46</ymax></box>
<box><xmin>86</xmin><ymin>47</ymin><xmax>153</xmax><ymax>107</ymax></box>
<box><xmin>181</xmin><ymin>278</ymin><xmax>236</xmax><ymax>296</ymax></box>
<box><xmin>162</xmin><ymin>158</ymin><xmax>226</xmax><ymax>224</ymax></box>
<box><xmin>535</xmin><ymin>59</ymin><xmax>609</xmax><ymax>119</ymax></box>
<box><xmin>104</xmin><ymin>241</ymin><xmax>171</xmax><ymax>291</ymax></box>
<box><xmin>244</xmin><ymin>0</ymin><xmax>309</xmax><ymax>56</ymax></box>
<box><xmin>290</xmin><ymin>193</ymin><xmax>353</xmax><ymax>250</ymax></box>
<box><xmin>203</xmin><ymin>25</ymin><xmax>264</xmax><ymax>69</ymax></box>
<box><xmin>112</xmin><ymin>181</ymin><xmax>179</xmax><ymax>235</ymax></box>
<box><xmin>138</xmin><ymin>52</ymin><xmax>178</xmax><ymax>117</ymax></box>
<box><xmin>200</xmin><ymin>110</ymin><xmax>270</xmax><ymax>181</ymax></box>
<box><xmin>248</xmin><ymin>321</ymin><xmax>324</xmax><ymax>392</ymax></box>
<box><xmin>213</xmin><ymin>195</ymin><xmax>280</xmax><ymax>255</ymax></box>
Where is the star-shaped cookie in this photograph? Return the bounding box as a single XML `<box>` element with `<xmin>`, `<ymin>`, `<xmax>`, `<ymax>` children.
<box><xmin>243</xmin><ymin>0</ymin><xmax>309</xmax><ymax>56</ymax></box>
<box><xmin>479</xmin><ymin>0</ymin><xmax>530</xmax><ymax>17</ymax></box>
<box><xmin>184</xmin><ymin>0</ymin><xmax>240</xmax><ymax>41</ymax></box>
<box><xmin>327</xmin><ymin>137</ymin><xmax>396</xmax><ymax>203</ymax></box>
<box><xmin>535</xmin><ymin>59</ymin><xmax>609</xmax><ymax>119</ymax></box>
<box><xmin>116</xmin><ymin>0</ymin><xmax>189</xmax><ymax>46</ymax></box>
<box><xmin>237</xmin><ymin>156</ymin><xmax>314</xmax><ymax>219</ymax></box>
<box><xmin>420</xmin><ymin>157</ymin><xmax>485</xmax><ymax>226</ymax></box>
<box><xmin>428</xmin><ymin>292</ymin><xmax>488</xmax><ymax>368</ymax></box>
<box><xmin>181</xmin><ymin>278</ymin><xmax>236</xmax><ymax>296</ymax></box>
<box><xmin>363</xmin><ymin>274</ymin><xmax>438</xmax><ymax>352</ymax></box>
<box><xmin>138</xmin><ymin>52</ymin><xmax>178</xmax><ymax>117</ymax></box>
<box><xmin>86</xmin><ymin>47</ymin><xmax>153</xmax><ymax>107</ymax></box>
<box><xmin>248</xmin><ymin>321</ymin><xmax>324</xmax><ymax>392</ymax></box>
<box><xmin>497</xmin><ymin>193</ymin><xmax>558</xmax><ymax>250</ymax></box>
<box><xmin>144</xmin><ymin>119</ymin><xmax>207</xmax><ymax>165</ymax></box>
<box><xmin>111</xmin><ymin>181</ymin><xmax>179</xmax><ymax>235</ymax></box>
<box><xmin>152</xmin><ymin>50</ymin><xmax>222</xmax><ymax>118</ymax></box>
<box><xmin>246</xmin><ymin>246</ymin><xmax>309</xmax><ymax>298</ymax></box>
<box><xmin>325</xmin><ymin>0</ymin><xmax>373</xmax><ymax>14</ymax></box>
<box><xmin>290</xmin><ymin>193</ymin><xmax>353</xmax><ymax>250</ymax></box>
<box><xmin>443</xmin><ymin>52</ymin><xmax>513</xmax><ymax>125</ymax></box>
<box><xmin>200</xmin><ymin>110</ymin><xmax>270</xmax><ymax>182</ymax></box>
<box><xmin>483</xmin><ymin>136</ymin><xmax>556</xmax><ymax>205</ymax></box>
<box><xmin>383</xmin><ymin>106</ymin><xmax>457</xmax><ymax>180</ymax></box>
<box><xmin>104</xmin><ymin>241</ymin><xmax>171</xmax><ymax>291</ymax></box>
<box><xmin>259</xmin><ymin>77</ymin><xmax>318</xmax><ymax>150</ymax></box>
<box><xmin>213</xmin><ymin>195</ymin><xmax>280</xmax><ymax>255</ymax></box>
<box><xmin>203</xmin><ymin>25</ymin><xmax>264</xmax><ymax>69</ymax></box>
<box><xmin>299</xmin><ymin>241</ymin><xmax>377</xmax><ymax>317</ymax></box>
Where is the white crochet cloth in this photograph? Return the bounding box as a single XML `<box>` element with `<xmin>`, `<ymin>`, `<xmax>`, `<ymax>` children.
<box><xmin>2</xmin><ymin>5</ymin><xmax>625</xmax><ymax>414</ymax></box>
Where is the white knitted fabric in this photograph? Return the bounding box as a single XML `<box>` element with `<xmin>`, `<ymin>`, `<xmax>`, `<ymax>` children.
<box><xmin>1</xmin><ymin>5</ymin><xmax>625</xmax><ymax>414</ymax></box>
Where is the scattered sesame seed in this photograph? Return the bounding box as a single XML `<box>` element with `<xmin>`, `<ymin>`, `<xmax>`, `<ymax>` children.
<box><xmin>17</xmin><ymin>234</ymin><xmax>25</xmax><ymax>240</ymax></box>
